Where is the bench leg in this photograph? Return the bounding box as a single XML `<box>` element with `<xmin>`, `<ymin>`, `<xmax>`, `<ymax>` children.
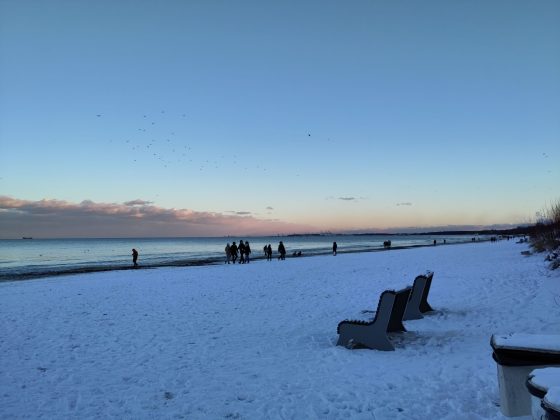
<box><xmin>362</xmin><ymin>333</ymin><xmax>394</xmax><ymax>351</ymax></box>
<box><xmin>337</xmin><ymin>324</ymin><xmax>395</xmax><ymax>351</ymax></box>
<box><xmin>419</xmin><ymin>301</ymin><xmax>434</xmax><ymax>313</ymax></box>
<box><xmin>403</xmin><ymin>305</ymin><xmax>424</xmax><ymax>321</ymax></box>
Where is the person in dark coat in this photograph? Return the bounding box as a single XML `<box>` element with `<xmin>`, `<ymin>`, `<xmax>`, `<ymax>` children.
<box><xmin>132</xmin><ymin>248</ymin><xmax>139</xmax><ymax>267</ymax></box>
<box><xmin>238</xmin><ymin>240</ymin><xmax>246</xmax><ymax>264</ymax></box>
<box><xmin>230</xmin><ymin>242</ymin><xmax>238</xmax><ymax>264</ymax></box>
<box><xmin>278</xmin><ymin>241</ymin><xmax>286</xmax><ymax>260</ymax></box>
<box><xmin>267</xmin><ymin>244</ymin><xmax>272</xmax><ymax>261</ymax></box>
<box><xmin>244</xmin><ymin>241</ymin><xmax>251</xmax><ymax>263</ymax></box>
<box><xmin>332</xmin><ymin>241</ymin><xmax>337</xmax><ymax>256</ymax></box>
<box><xmin>225</xmin><ymin>243</ymin><xmax>232</xmax><ymax>264</ymax></box>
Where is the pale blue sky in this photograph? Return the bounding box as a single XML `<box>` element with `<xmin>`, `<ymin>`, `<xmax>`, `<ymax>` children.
<box><xmin>0</xmin><ymin>0</ymin><xmax>558</xmax><ymax>237</ymax></box>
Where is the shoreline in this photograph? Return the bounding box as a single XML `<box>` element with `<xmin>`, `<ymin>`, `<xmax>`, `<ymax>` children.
<box><xmin>0</xmin><ymin>239</ymin><xmax>485</xmax><ymax>283</ymax></box>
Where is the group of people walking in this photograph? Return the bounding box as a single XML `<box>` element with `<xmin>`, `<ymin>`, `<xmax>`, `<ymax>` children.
<box><xmin>263</xmin><ymin>244</ymin><xmax>273</xmax><ymax>261</ymax></box>
<box><xmin>132</xmin><ymin>240</ymin><xmax>338</xmax><ymax>267</ymax></box>
<box><xmin>225</xmin><ymin>240</ymin><xmax>287</xmax><ymax>264</ymax></box>
<box><xmin>225</xmin><ymin>240</ymin><xmax>252</xmax><ymax>264</ymax></box>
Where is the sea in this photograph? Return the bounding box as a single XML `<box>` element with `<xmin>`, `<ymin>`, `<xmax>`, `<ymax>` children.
<box><xmin>0</xmin><ymin>234</ymin><xmax>484</xmax><ymax>281</ymax></box>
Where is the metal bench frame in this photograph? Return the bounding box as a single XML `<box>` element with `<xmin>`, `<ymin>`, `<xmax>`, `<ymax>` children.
<box><xmin>337</xmin><ymin>287</ymin><xmax>412</xmax><ymax>351</ymax></box>
<box><xmin>403</xmin><ymin>271</ymin><xmax>435</xmax><ymax>321</ymax></box>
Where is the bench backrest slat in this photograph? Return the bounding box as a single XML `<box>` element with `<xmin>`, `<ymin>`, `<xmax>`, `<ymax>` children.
<box><xmin>373</xmin><ymin>290</ymin><xmax>397</xmax><ymax>327</ymax></box>
<box><xmin>419</xmin><ymin>271</ymin><xmax>434</xmax><ymax>313</ymax></box>
<box><xmin>403</xmin><ymin>275</ymin><xmax>429</xmax><ymax>320</ymax></box>
<box><xmin>387</xmin><ymin>286</ymin><xmax>411</xmax><ymax>332</ymax></box>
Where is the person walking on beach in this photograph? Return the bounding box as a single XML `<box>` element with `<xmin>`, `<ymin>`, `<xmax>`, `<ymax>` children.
<box><xmin>278</xmin><ymin>241</ymin><xmax>286</xmax><ymax>260</ymax></box>
<box><xmin>132</xmin><ymin>248</ymin><xmax>138</xmax><ymax>267</ymax></box>
<box><xmin>230</xmin><ymin>241</ymin><xmax>238</xmax><ymax>264</ymax></box>
<box><xmin>225</xmin><ymin>243</ymin><xmax>232</xmax><ymax>264</ymax></box>
<box><xmin>244</xmin><ymin>241</ymin><xmax>251</xmax><ymax>263</ymax></box>
<box><xmin>267</xmin><ymin>244</ymin><xmax>272</xmax><ymax>261</ymax></box>
<box><xmin>238</xmin><ymin>240</ymin><xmax>246</xmax><ymax>264</ymax></box>
<box><xmin>332</xmin><ymin>241</ymin><xmax>338</xmax><ymax>256</ymax></box>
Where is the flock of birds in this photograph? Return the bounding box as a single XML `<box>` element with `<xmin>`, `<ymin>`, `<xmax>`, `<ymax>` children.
<box><xmin>95</xmin><ymin>111</ymin><xmax>318</xmax><ymax>174</ymax></box>
<box><xmin>97</xmin><ymin>111</ymin><xmax>272</xmax><ymax>173</ymax></box>
<box><xmin>95</xmin><ymin>112</ymin><xmax>555</xmax><ymax>181</ymax></box>
<box><xmin>99</xmin><ymin>111</ymin><xmax>195</xmax><ymax>169</ymax></box>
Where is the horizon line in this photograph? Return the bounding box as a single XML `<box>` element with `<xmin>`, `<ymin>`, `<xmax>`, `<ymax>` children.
<box><xmin>2</xmin><ymin>226</ymin><xmax>533</xmax><ymax>241</ymax></box>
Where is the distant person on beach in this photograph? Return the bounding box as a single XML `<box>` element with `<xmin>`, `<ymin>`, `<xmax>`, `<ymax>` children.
<box><xmin>132</xmin><ymin>248</ymin><xmax>138</xmax><ymax>267</ymax></box>
<box><xmin>267</xmin><ymin>244</ymin><xmax>272</xmax><ymax>261</ymax></box>
<box><xmin>239</xmin><ymin>240</ymin><xmax>246</xmax><ymax>264</ymax></box>
<box><xmin>333</xmin><ymin>241</ymin><xmax>337</xmax><ymax>256</ymax></box>
<box><xmin>230</xmin><ymin>242</ymin><xmax>238</xmax><ymax>264</ymax></box>
<box><xmin>225</xmin><ymin>243</ymin><xmax>232</xmax><ymax>264</ymax></box>
<box><xmin>433</xmin><ymin>240</ymin><xmax>437</xmax><ymax>246</ymax></box>
<box><xmin>245</xmin><ymin>241</ymin><xmax>251</xmax><ymax>263</ymax></box>
<box><xmin>278</xmin><ymin>241</ymin><xmax>286</xmax><ymax>260</ymax></box>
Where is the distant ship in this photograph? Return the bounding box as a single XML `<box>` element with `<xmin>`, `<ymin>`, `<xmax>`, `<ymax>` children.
<box><xmin>22</xmin><ymin>237</ymin><xmax>33</xmax><ymax>240</ymax></box>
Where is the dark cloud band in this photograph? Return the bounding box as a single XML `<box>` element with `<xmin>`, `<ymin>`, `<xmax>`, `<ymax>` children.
<box><xmin>0</xmin><ymin>196</ymin><xmax>311</xmax><ymax>238</ymax></box>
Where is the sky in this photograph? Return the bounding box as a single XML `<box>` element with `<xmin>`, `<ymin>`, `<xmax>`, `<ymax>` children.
<box><xmin>0</xmin><ymin>0</ymin><xmax>559</xmax><ymax>238</ymax></box>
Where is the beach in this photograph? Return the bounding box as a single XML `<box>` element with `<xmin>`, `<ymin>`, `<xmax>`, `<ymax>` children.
<box><xmin>1</xmin><ymin>240</ymin><xmax>559</xmax><ymax>419</ymax></box>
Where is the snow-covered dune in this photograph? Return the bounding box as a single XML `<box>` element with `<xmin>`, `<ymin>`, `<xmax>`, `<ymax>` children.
<box><xmin>1</xmin><ymin>241</ymin><xmax>559</xmax><ymax>419</ymax></box>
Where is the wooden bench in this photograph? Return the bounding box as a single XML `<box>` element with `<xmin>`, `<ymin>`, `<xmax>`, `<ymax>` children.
<box><xmin>403</xmin><ymin>271</ymin><xmax>435</xmax><ymax>321</ymax></box>
<box><xmin>337</xmin><ymin>287</ymin><xmax>411</xmax><ymax>351</ymax></box>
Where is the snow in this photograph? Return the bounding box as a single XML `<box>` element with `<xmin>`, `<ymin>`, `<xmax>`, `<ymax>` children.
<box><xmin>544</xmin><ymin>387</ymin><xmax>560</xmax><ymax>411</ymax></box>
<box><xmin>543</xmin><ymin>386</ymin><xmax>560</xmax><ymax>413</ymax></box>
<box><xmin>528</xmin><ymin>367</ymin><xmax>560</xmax><ymax>394</ymax></box>
<box><xmin>492</xmin><ymin>334</ymin><xmax>560</xmax><ymax>353</ymax></box>
<box><xmin>1</xmin><ymin>241</ymin><xmax>559</xmax><ymax>419</ymax></box>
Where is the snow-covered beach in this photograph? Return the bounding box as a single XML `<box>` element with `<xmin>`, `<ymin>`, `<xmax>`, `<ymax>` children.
<box><xmin>1</xmin><ymin>240</ymin><xmax>559</xmax><ymax>419</ymax></box>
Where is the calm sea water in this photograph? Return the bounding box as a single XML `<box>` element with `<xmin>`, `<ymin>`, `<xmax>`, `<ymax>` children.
<box><xmin>0</xmin><ymin>234</ymin><xmax>482</xmax><ymax>280</ymax></box>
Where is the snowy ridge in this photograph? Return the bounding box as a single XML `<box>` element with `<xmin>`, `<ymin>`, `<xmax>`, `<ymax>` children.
<box><xmin>492</xmin><ymin>333</ymin><xmax>560</xmax><ymax>353</ymax></box>
<box><xmin>528</xmin><ymin>367</ymin><xmax>560</xmax><ymax>395</ymax></box>
<box><xmin>543</xmin><ymin>387</ymin><xmax>560</xmax><ymax>412</ymax></box>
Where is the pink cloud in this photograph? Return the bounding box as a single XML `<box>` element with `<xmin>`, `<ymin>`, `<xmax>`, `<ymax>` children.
<box><xmin>124</xmin><ymin>199</ymin><xmax>154</xmax><ymax>206</ymax></box>
<box><xmin>0</xmin><ymin>196</ymin><xmax>314</xmax><ymax>238</ymax></box>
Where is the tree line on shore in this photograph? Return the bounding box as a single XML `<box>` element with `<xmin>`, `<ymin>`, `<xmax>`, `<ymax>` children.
<box><xmin>530</xmin><ymin>199</ymin><xmax>560</xmax><ymax>270</ymax></box>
